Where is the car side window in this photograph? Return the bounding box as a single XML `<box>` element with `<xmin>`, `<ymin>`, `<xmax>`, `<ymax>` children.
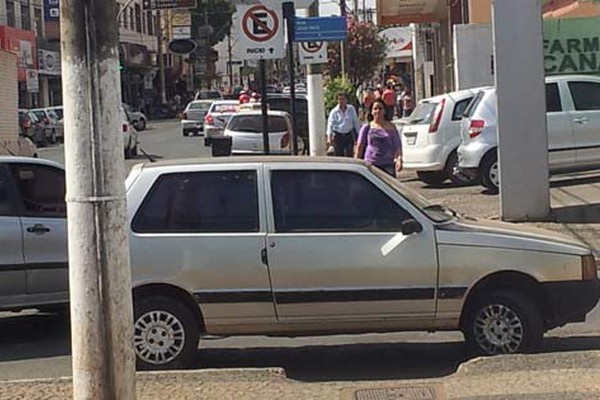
<box><xmin>271</xmin><ymin>170</ymin><xmax>412</xmax><ymax>233</ymax></box>
<box><xmin>132</xmin><ymin>170</ymin><xmax>259</xmax><ymax>233</ymax></box>
<box><xmin>568</xmin><ymin>81</ymin><xmax>600</xmax><ymax>111</ymax></box>
<box><xmin>545</xmin><ymin>83</ymin><xmax>562</xmax><ymax>113</ymax></box>
<box><xmin>452</xmin><ymin>98</ymin><xmax>473</xmax><ymax>121</ymax></box>
<box><xmin>10</xmin><ymin>164</ymin><xmax>66</xmax><ymax>217</ymax></box>
<box><xmin>0</xmin><ymin>166</ymin><xmax>17</xmax><ymax>216</ymax></box>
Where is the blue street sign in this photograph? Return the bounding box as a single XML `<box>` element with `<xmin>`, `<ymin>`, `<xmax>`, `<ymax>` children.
<box><xmin>293</xmin><ymin>16</ymin><xmax>347</xmax><ymax>42</ymax></box>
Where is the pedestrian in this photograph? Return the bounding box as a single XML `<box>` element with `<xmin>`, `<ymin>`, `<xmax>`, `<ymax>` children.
<box><xmin>381</xmin><ymin>82</ymin><xmax>397</xmax><ymax>120</ymax></box>
<box><xmin>400</xmin><ymin>88</ymin><xmax>414</xmax><ymax>118</ymax></box>
<box><xmin>326</xmin><ymin>92</ymin><xmax>361</xmax><ymax>157</ymax></box>
<box><xmin>355</xmin><ymin>98</ymin><xmax>403</xmax><ymax>177</ymax></box>
<box><xmin>362</xmin><ymin>87</ymin><xmax>376</xmax><ymax>120</ymax></box>
<box><xmin>238</xmin><ymin>90</ymin><xmax>250</xmax><ymax>104</ymax></box>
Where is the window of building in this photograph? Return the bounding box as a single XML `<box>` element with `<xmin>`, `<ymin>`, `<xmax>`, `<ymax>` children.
<box><xmin>135</xmin><ymin>4</ymin><xmax>142</xmax><ymax>33</ymax></box>
<box><xmin>146</xmin><ymin>12</ymin><xmax>154</xmax><ymax>36</ymax></box>
<box><xmin>34</xmin><ymin>7</ymin><xmax>43</xmax><ymax>38</ymax></box>
<box><xmin>132</xmin><ymin>171</ymin><xmax>260</xmax><ymax>233</ymax></box>
<box><xmin>129</xmin><ymin>8</ymin><xmax>135</xmax><ymax>31</ymax></box>
<box><xmin>271</xmin><ymin>170</ymin><xmax>411</xmax><ymax>233</ymax></box>
<box><xmin>6</xmin><ymin>1</ymin><xmax>16</xmax><ymax>27</ymax></box>
<box><xmin>20</xmin><ymin>4</ymin><xmax>31</xmax><ymax>30</ymax></box>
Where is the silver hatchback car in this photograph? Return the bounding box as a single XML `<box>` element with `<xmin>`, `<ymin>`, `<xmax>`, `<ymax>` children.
<box><xmin>126</xmin><ymin>157</ymin><xmax>599</xmax><ymax>370</ymax></box>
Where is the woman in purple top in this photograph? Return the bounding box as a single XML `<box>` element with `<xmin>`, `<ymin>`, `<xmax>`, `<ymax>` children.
<box><xmin>354</xmin><ymin>99</ymin><xmax>403</xmax><ymax>177</ymax></box>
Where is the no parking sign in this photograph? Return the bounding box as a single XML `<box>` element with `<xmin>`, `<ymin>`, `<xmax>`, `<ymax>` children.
<box><xmin>299</xmin><ymin>41</ymin><xmax>327</xmax><ymax>64</ymax></box>
<box><xmin>234</xmin><ymin>4</ymin><xmax>285</xmax><ymax>60</ymax></box>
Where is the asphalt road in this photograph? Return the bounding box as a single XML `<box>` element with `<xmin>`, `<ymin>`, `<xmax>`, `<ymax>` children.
<box><xmin>1</xmin><ymin>119</ymin><xmax>599</xmax><ymax>382</ymax></box>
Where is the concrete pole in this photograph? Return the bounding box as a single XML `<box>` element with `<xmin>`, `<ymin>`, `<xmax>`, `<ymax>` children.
<box><xmin>340</xmin><ymin>0</ymin><xmax>348</xmax><ymax>77</ymax></box>
<box><xmin>492</xmin><ymin>0</ymin><xmax>549</xmax><ymax>220</ymax></box>
<box><xmin>60</xmin><ymin>0</ymin><xmax>136</xmax><ymax>399</ymax></box>
<box><xmin>307</xmin><ymin>0</ymin><xmax>326</xmax><ymax>156</ymax></box>
<box><xmin>157</xmin><ymin>9</ymin><xmax>167</xmax><ymax>103</ymax></box>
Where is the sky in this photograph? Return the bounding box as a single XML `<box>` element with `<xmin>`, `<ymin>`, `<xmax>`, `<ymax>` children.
<box><xmin>319</xmin><ymin>0</ymin><xmax>377</xmax><ymax>17</ymax></box>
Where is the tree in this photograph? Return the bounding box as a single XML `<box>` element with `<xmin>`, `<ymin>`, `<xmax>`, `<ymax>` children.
<box><xmin>326</xmin><ymin>16</ymin><xmax>387</xmax><ymax>85</ymax></box>
<box><xmin>191</xmin><ymin>0</ymin><xmax>235</xmax><ymax>46</ymax></box>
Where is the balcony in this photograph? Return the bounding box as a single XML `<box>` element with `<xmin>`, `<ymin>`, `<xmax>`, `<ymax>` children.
<box><xmin>376</xmin><ymin>0</ymin><xmax>446</xmax><ymax>26</ymax></box>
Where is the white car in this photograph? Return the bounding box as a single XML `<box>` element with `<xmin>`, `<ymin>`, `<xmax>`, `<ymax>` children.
<box><xmin>458</xmin><ymin>75</ymin><xmax>600</xmax><ymax>192</ymax></box>
<box><xmin>203</xmin><ymin>100</ymin><xmax>239</xmax><ymax>145</ymax></box>
<box><xmin>120</xmin><ymin>105</ymin><xmax>138</xmax><ymax>159</ymax></box>
<box><xmin>401</xmin><ymin>88</ymin><xmax>482</xmax><ymax>186</ymax></box>
<box><xmin>181</xmin><ymin>100</ymin><xmax>213</xmax><ymax>136</ymax></box>
<box><xmin>123</xmin><ymin>104</ymin><xmax>148</xmax><ymax>131</ymax></box>
<box><xmin>223</xmin><ymin>110</ymin><xmax>299</xmax><ymax>155</ymax></box>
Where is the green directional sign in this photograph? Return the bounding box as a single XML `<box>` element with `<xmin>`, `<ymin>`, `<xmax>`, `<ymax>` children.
<box><xmin>544</xmin><ymin>17</ymin><xmax>600</xmax><ymax>75</ymax></box>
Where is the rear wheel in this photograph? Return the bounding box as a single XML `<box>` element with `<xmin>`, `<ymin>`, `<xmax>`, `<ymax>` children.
<box><xmin>445</xmin><ymin>151</ymin><xmax>471</xmax><ymax>186</ymax></box>
<box><xmin>417</xmin><ymin>171</ymin><xmax>446</xmax><ymax>186</ymax></box>
<box><xmin>183</xmin><ymin>130</ymin><xmax>189</xmax><ymax>137</ymax></box>
<box><xmin>133</xmin><ymin>296</ymin><xmax>200</xmax><ymax>370</ymax></box>
<box><xmin>480</xmin><ymin>151</ymin><xmax>499</xmax><ymax>193</ymax></box>
<box><xmin>49</xmin><ymin>129</ymin><xmax>57</xmax><ymax>145</ymax></box>
<box><xmin>464</xmin><ymin>291</ymin><xmax>543</xmax><ymax>356</ymax></box>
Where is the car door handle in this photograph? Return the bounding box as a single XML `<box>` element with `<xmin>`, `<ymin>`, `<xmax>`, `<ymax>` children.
<box><xmin>260</xmin><ymin>248</ymin><xmax>269</xmax><ymax>266</ymax></box>
<box><xmin>26</xmin><ymin>224</ymin><xmax>51</xmax><ymax>234</ymax></box>
<box><xmin>574</xmin><ymin>117</ymin><xmax>588</xmax><ymax>124</ymax></box>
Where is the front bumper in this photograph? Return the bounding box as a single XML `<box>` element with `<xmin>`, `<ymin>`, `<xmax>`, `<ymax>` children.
<box><xmin>543</xmin><ymin>279</ymin><xmax>600</xmax><ymax>328</ymax></box>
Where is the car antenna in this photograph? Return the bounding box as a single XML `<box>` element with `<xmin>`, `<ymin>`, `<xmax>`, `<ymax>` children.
<box><xmin>138</xmin><ymin>146</ymin><xmax>156</xmax><ymax>163</ymax></box>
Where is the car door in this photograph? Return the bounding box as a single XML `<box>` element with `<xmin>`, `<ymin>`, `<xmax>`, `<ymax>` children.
<box><xmin>546</xmin><ymin>81</ymin><xmax>576</xmax><ymax>169</ymax></box>
<box><xmin>264</xmin><ymin>164</ymin><xmax>438</xmax><ymax>323</ymax></box>
<box><xmin>9</xmin><ymin>163</ymin><xmax>68</xmax><ymax>298</ymax></box>
<box><xmin>565</xmin><ymin>80</ymin><xmax>600</xmax><ymax>168</ymax></box>
<box><xmin>0</xmin><ymin>164</ymin><xmax>27</xmax><ymax>308</ymax></box>
<box><xmin>129</xmin><ymin>166</ymin><xmax>276</xmax><ymax>325</ymax></box>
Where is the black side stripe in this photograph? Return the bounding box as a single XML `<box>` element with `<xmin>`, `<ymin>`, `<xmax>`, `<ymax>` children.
<box><xmin>549</xmin><ymin>144</ymin><xmax>600</xmax><ymax>153</ymax></box>
<box><xmin>193</xmin><ymin>287</ymin><xmax>468</xmax><ymax>304</ymax></box>
<box><xmin>0</xmin><ymin>262</ymin><xmax>68</xmax><ymax>272</ymax></box>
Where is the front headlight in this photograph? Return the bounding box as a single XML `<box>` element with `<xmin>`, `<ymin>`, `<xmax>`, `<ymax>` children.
<box><xmin>582</xmin><ymin>254</ymin><xmax>598</xmax><ymax>280</ymax></box>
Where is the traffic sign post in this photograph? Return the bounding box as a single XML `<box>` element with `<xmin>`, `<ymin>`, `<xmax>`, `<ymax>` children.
<box><xmin>283</xmin><ymin>1</ymin><xmax>298</xmax><ymax>155</ymax></box>
<box><xmin>294</xmin><ymin>16</ymin><xmax>347</xmax><ymax>42</ymax></box>
<box><xmin>234</xmin><ymin>4</ymin><xmax>285</xmax><ymax>60</ymax></box>
<box><xmin>299</xmin><ymin>41</ymin><xmax>327</xmax><ymax>64</ymax></box>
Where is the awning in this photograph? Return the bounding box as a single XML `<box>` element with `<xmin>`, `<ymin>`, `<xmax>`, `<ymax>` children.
<box><xmin>376</xmin><ymin>0</ymin><xmax>446</xmax><ymax>26</ymax></box>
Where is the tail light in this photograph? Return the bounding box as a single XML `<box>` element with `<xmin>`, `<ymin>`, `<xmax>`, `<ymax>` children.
<box><xmin>429</xmin><ymin>98</ymin><xmax>446</xmax><ymax>133</ymax></box>
<box><xmin>43</xmin><ymin>117</ymin><xmax>50</xmax><ymax>125</ymax></box>
<box><xmin>182</xmin><ymin>112</ymin><xmax>187</xmax><ymax>120</ymax></box>
<box><xmin>468</xmin><ymin>120</ymin><xmax>485</xmax><ymax>138</ymax></box>
<box><xmin>205</xmin><ymin>114</ymin><xmax>214</xmax><ymax>125</ymax></box>
<box><xmin>280</xmin><ymin>131</ymin><xmax>290</xmax><ymax>149</ymax></box>
<box><xmin>122</xmin><ymin>123</ymin><xmax>129</xmax><ymax>133</ymax></box>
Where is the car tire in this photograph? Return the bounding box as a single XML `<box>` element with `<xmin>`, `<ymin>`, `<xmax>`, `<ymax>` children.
<box><xmin>133</xmin><ymin>295</ymin><xmax>200</xmax><ymax>370</ymax></box>
<box><xmin>138</xmin><ymin>118</ymin><xmax>146</xmax><ymax>131</ymax></box>
<box><xmin>445</xmin><ymin>151</ymin><xmax>471</xmax><ymax>186</ymax></box>
<box><xmin>417</xmin><ymin>171</ymin><xmax>446</xmax><ymax>186</ymax></box>
<box><xmin>464</xmin><ymin>291</ymin><xmax>543</xmax><ymax>356</ymax></box>
<box><xmin>183</xmin><ymin>130</ymin><xmax>189</xmax><ymax>137</ymax></box>
<box><xmin>480</xmin><ymin>151</ymin><xmax>499</xmax><ymax>194</ymax></box>
<box><xmin>50</xmin><ymin>130</ymin><xmax>57</xmax><ymax>145</ymax></box>
<box><xmin>131</xmin><ymin>144</ymin><xmax>138</xmax><ymax>157</ymax></box>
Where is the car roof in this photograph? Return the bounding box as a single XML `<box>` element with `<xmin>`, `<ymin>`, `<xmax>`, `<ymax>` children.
<box><xmin>232</xmin><ymin>110</ymin><xmax>289</xmax><ymax>117</ymax></box>
<box><xmin>0</xmin><ymin>156</ymin><xmax>64</xmax><ymax>169</ymax></box>
<box><xmin>210</xmin><ymin>100</ymin><xmax>239</xmax><ymax>105</ymax></box>
<box><xmin>135</xmin><ymin>156</ymin><xmax>366</xmax><ymax>170</ymax></box>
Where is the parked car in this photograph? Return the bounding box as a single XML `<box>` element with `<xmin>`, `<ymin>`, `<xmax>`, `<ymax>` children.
<box><xmin>181</xmin><ymin>100</ymin><xmax>213</xmax><ymax>136</ymax></box>
<box><xmin>203</xmin><ymin>100</ymin><xmax>239</xmax><ymax>145</ymax></box>
<box><xmin>47</xmin><ymin>106</ymin><xmax>63</xmax><ymax>120</ymax></box>
<box><xmin>1</xmin><ymin>157</ymin><xmax>598</xmax><ymax>370</ymax></box>
<box><xmin>18</xmin><ymin>110</ymin><xmax>52</xmax><ymax>147</ymax></box>
<box><xmin>30</xmin><ymin>108</ymin><xmax>62</xmax><ymax>144</ymax></box>
<box><xmin>121</xmin><ymin>105</ymin><xmax>138</xmax><ymax>159</ymax></box>
<box><xmin>123</xmin><ymin>103</ymin><xmax>148</xmax><ymax>131</ymax></box>
<box><xmin>458</xmin><ymin>75</ymin><xmax>600</xmax><ymax>193</ymax></box>
<box><xmin>266</xmin><ymin>94</ymin><xmax>309</xmax><ymax>154</ymax></box>
<box><xmin>223</xmin><ymin>110</ymin><xmax>299</xmax><ymax>154</ymax></box>
<box><xmin>401</xmin><ymin>88</ymin><xmax>481</xmax><ymax>186</ymax></box>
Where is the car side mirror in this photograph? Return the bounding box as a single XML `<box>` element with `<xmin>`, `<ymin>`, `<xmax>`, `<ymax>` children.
<box><xmin>401</xmin><ymin>219</ymin><xmax>422</xmax><ymax>236</ymax></box>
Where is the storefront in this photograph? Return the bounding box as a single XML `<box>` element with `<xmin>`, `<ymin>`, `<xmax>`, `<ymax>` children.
<box><xmin>0</xmin><ymin>26</ymin><xmax>38</xmax><ymax>108</ymax></box>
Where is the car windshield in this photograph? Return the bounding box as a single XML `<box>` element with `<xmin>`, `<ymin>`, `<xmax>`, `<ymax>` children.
<box><xmin>408</xmin><ymin>102</ymin><xmax>437</xmax><ymax>125</ymax></box>
<box><xmin>227</xmin><ymin>115</ymin><xmax>288</xmax><ymax>133</ymax></box>
<box><xmin>31</xmin><ymin>111</ymin><xmax>46</xmax><ymax>120</ymax></box>
<box><xmin>212</xmin><ymin>103</ymin><xmax>239</xmax><ymax>113</ymax></box>
<box><xmin>369</xmin><ymin>166</ymin><xmax>456</xmax><ymax>223</ymax></box>
<box><xmin>52</xmin><ymin>108</ymin><xmax>63</xmax><ymax>119</ymax></box>
<box><xmin>189</xmin><ymin>102</ymin><xmax>211</xmax><ymax>111</ymax></box>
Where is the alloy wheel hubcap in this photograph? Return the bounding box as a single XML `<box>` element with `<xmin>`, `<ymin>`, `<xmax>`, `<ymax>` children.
<box><xmin>489</xmin><ymin>162</ymin><xmax>499</xmax><ymax>188</ymax></box>
<box><xmin>134</xmin><ymin>310</ymin><xmax>185</xmax><ymax>365</ymax></box>
<box><xmin>474</xmin><ymin>303</ymin><xmax>523</xmax><ymax>354</ymax></box>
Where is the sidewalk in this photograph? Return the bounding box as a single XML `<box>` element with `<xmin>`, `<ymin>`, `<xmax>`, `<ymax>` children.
<box><xmin>2</xmin><ymin>173</ymin><xmax>600</xmax><ymax>399</ymax></box>
<box><xmin>2</xmin><ymin>352</ymin><xmax>599</xmax><ymax>399</ymax></box>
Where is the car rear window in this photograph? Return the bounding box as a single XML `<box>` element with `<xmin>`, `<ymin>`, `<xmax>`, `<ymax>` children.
<box><xmin>463</xmin><ymin>91</ymin><xmax>485</xmax><ymax>118</ymax></box>
<box><xmin>408</xmin><ymin>102</ymin><xmax>438</xmax><ymax>125</ymax></box>
<box><xmin>228</xmin><ymin>115</ymin><xmax>288</xmax><ymax>133</ymax></box>
<box><xmin>452</xmin><ymin>97</ymin><xmax>473</xmax><ymax>120</ymax></box>
<box><xmin>211</xmin><ymin>103</ymin><xmax>239</xmax><ymax>113</ymax></box>
<box><xmin>189</xmin><ymin>102</ymin><xmax>211</xmax><ymax>111</ymax></box>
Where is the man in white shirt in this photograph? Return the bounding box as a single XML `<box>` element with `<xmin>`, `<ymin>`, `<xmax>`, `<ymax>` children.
<box><xmin>326</xmin><ymin>92</ymin><xmax>361</xmax><ymax>157</ymax></box>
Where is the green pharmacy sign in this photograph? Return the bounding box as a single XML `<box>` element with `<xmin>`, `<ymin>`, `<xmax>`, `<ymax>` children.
<box><xmin>544</xmin><ymin>17</ymin><xmax>600</xmax><ymax>75</ymax></box>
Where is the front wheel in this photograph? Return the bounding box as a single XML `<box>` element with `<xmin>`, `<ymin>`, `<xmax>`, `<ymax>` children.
<box><xmin>464</xmin><ymin>291</ymin><xmax>543</xmax><ymax>356</ymax></box>
<box><xmin>133</xmin><ymin>296</ymin><xmax>200</xmax><ymax>370</ymax></box>
<box><xmin>480</xmin><ymin>152</ymin><xmax>499</xmax><ymax>193</ymax></box>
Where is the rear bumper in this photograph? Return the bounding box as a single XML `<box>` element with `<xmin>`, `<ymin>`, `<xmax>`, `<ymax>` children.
<box><xmin>402</xmin><ymin>143</ymin><xmax>445</xmax><ymax>171</ymax></box>
<box><xmin>181</xmin><ymin>120</ymin><xmax>204</xmax><ymax>133</ymax></box>
<box><xmin>543</xmin><ymin>279</ymin><xmax>600</xmax><ymax>328</ymax></box>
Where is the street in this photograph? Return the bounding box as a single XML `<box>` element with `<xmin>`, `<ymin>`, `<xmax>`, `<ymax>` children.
<box><xmin>0</xmin><ymin>119</ymin><xmax>599</xmax><ymax>382</ymax></box>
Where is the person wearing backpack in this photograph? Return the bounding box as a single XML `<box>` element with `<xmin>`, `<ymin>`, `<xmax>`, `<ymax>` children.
<box><xmin>354</xmin><ymin>98</ymin><xmax>403</xmax><ymax>177</ymax></box>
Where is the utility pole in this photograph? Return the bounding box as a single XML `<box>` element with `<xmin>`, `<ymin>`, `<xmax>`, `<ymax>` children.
<box><xmin>340</xmin><ymin>0</ymin><xmax>348</xmax><ymax>77</ymax></box>
<box><xmin>157</xmin><ymin>9</ymin><xmax>167</xmax><ymax>103</ymax></box>
<box><xmin>307</xmin><ymin>0</ymin><xmax>326</xmax><ymax>156</ymax></box>
<box><xmin>60</xmin><ymin>0</ymin><xmax>135</xmax><ymax>399</ymax></box>
<box><xmin>228</xmin><ymin>34</ymin><xmax>233</xmax><ymax>91</ymax></box>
